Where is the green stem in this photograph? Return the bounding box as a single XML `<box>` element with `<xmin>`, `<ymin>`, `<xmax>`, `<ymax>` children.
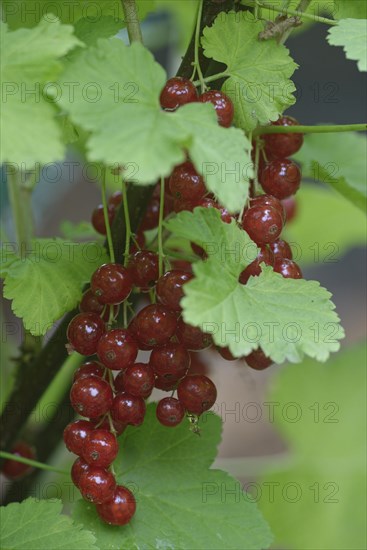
<box><xmin>279</xmin><ymin>0</ymin><xmax>312</xmax><ymax>44</ymax></box>
<box><xmin>242</xmin><ymin>0</ymin><xmax>337</xmax><ymax>25</ymax></box>
<box><xmin>121</xmin><ymin>0</ymin><xmax>143</xmax><ymax>43</ymax></box>
<box><xmin>6</xmin><ymin>166</ymin><xmax>30</xmax><ymax>249</ymax></box>
<box><xmin>0</xmin><ymin>451</ymin><xmax>69</xmax><ymax>476</ymax></box>
<box><xmin>158</xmin><ymin>178</ymin><xmax>165</xmax><ymax>277</ymax></box>
<box><xmin>193</xmin><ymin>71</ymin><xmax>229</xmax><ymax>87</ymax></box>
<box><xmin>121</xmin><ymin>179</ymin><xmax>131</xmax><ymax>267</ymax></box>
<box><xmin>254</xmin><ymin>123</ymin><xmax>367</xmax><ymax>136</ymax></box>
<box><xmin>192</xmin><ymin>0</ymin><xmax>206</xmax><ymax>92</ymax></box>
<box><xmin>101</xmin><ymin>167</ymin><xmax>116</xmax><ymax>263</ymax></box>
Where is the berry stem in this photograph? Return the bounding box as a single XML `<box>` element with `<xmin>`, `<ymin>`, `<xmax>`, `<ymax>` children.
<box><xmin>193</xmin><ymin>71</ymin><xmax>229</xmax><ymax>87</ymax></box>
<box><xmin>121</xmin><ymin>179</ymin><xmax>132</xmax><ymax>267</ymax></box>
<box><xmin>192</xmin><ymin>0</ymin><xmax>206</xmax><ymax>93</ymax></box>
<box><xmin>253</xmin><ymin>123</ymin><xmax>367</xmax><ymax>137</ymax></box>
<box><xmin>242</xmin><ymin>0</ymin><xmax>337</xmax><ymax>25</ymax></box>
<box><xmin>158</xmin><ymin>177</ymin><xmax>165</xmax><ymax>277</ymax></box>
<box><xmin>101</xmin><ymin>167</ymin><xmax>116</xmax><ymax>263</ymax></box>
<box><xmin>121</xmin><ymin>0</ymin><xmax>143</xmax><ymax>43</ymax></box>
<box><xmin>0</xmin><ymin>451</ymin><xmax>69</xmax><ymax>476</ymax></box>
<box><xmin>6</xmin><ymin>165</ymin><xmax>32</xmax><ymax>250</ymax></box>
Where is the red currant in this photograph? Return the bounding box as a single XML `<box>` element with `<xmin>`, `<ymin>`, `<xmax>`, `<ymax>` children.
<box><xmin>108</xmin><ymin>191</ymin><xmax>123</xmax><ymax>209</ymax></box>
<box><xmin>119</xmin><ymin>363</ymin><xmax>155</xmax><ymax>398</ymax></box>
<box><xmin>67</xmin><ymin>313</ymin><xmax>105</xmax><ymax>356</ymax></box>
<box><xmin>91</xmin><ymin>204</ymin><xmax>115</xmax><ymax>235</ymax></box>
<box><xmin>63</xmin><ymin>420</ymin><xmax>95</xmax><ymax>456</ymax></box>
<box><xmin>97</xmin><ymin>329</ymin><xmax>138</xmax><ymax>371</ymax></box>
<box><xmin>154</xmin><ymin>375</ymin><xmax>180</xmax><ymax>391</ymax></box>
<box><xmin>269</xmin><ymin>239</ymin><xmax>293</xmax><ymax>260</ymax></box>
<box><xmin>169</xmin><ymin>162</ymin><xmax>206</xmax><ymax>201</ymax></box>
<box><xmin>239</xmin><ymin>246</ymin><xmax>274</xmax><ymax>284</ymax></box>
<box><xmin>197</xmin><ymin>198</ymin><xmax>232</xmax><ymax>223</ymax></box>
<box><xmin>177</xmin><ymin>375</ymin><xmax>217</xmax><ymax>415</ymax></box>
<box><xmin>150</xmin><ymin>343</ymin><xmax>191</xmax><ymax>380</ymax></box>
<box><xmin>282</xmin><ymin>196</ymin><xmax>298</xmax><ymax>223</ymax></box>
<box><xmin>82</xmin><ymin>429</ymin><xmax>118</xmax><ymax>468</ymax></box>
<box><xmin>79</xmin><ymin>466</ymin><xmax>116</xmax><ymax>504</ymax></box>
<box><xmin>259</xmin><ymin>159</ymin><xmax>301</xmax><ymax>200</ymax></box>
<box><xmin>73</xmin><ymin>361</ymin><xmax>104</xmax><ymax>383</ymax></box>
<box><xmin>198</xmin><ymin>90</ymin><xmax>234</xmax><ymax>127</ymax></box>
<box><xmin>156</xmin><ymin>398</ymin><xmax>185</xmax><ymax>427</ymax></box>
<box><xmin>216</xmin><ymin>346</ymin><xmax>237</xmax><ymax>361</ymax></box>
<box><xmin>91</xmin><ymin>263</ymin><xmax>133</xmax><ymax>305</ymax></box>
<box><xmin>245</xmin><ymin>348</ymin><xmax>273</xmax><ymax>370</ymax></box>
<box><xmin>274</xmin><ymin>258</ymin><xmax>303</xmax><ymax>279</ymax></box>
<box><xmin>71</xmin><ymin>457</ymin><xmax>90</xmax><ymax>488</ymax></box>
<box><xmin>160</xmin><ymin>77</ymin><xmax>198</xmax><ymax>110</ymax></box>
<box><xmin>134</xmin><ymin>304</ymin><xmax>177</xmax><ymax>348</ymax></box>
<box><xmin>96</xmin><ymin>485</ymin><xmax>136</xmax><ymax>526</ymax></box>
<box><xmin>250</xmin><ymin>194</ymin><xmax>285</xmax><ymax>222</ymax></box>
<box><xmin>111</xmin><ymin>393</ymin><xmax>146</xmax><ymax>426</ymax></box>
<box><xmin>1</xmin><ymin>442</ymin><xmax>35</xmax><ymax>480</ymax></box>
<box><xmin>128</xmin><ymin>250</ymin><xmax>159</xmax><ymax>291</ymax></box>
<box><xmin>242</xmin><ymin>205</ymin><xmax>284</xmax><ymax>245</ymax></box>
<box><xmin>70</xmin><ymin>375</ymin><xmax>113</xmax><ymax>419</ymax></box>
<box><xmin>262</xmin><ymin>116</ymin><xmax>303</xmax><ymax>159</ymax></box>
<box><xmin>176</xmin><ymin>319</ymin><xmax>213</xmax><ymax>351</ymax></box>
<box><xmin>156</xmin><ymin>270</ymin><xmax>193</xmax><ymax>311</ymax></box>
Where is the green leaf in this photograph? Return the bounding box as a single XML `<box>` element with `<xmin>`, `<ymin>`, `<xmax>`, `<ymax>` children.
<box><xmin>72</xmin><ymin>403</ymin><xmax>272</xmax><ymax>550</ymax></box>
<box><xmin>2</xmin><ymin>239</ymin><xmax>108</xmax><ymax>335</ymax></box>
<box><xmin>59</xmin><ymin>220</ymin><xmax>98</xmax><ymax>241</ymax></box>
<box><xmin>327</xmin><ymin>19</ymin><xmax>367</xmax><ymax>71</ymax></box>
<box><xmin>259</xmin><ymin>342</ymin><xmax>367</xmax><ymax>550</ymax></box>
<box><xmin>334</xmin><ymin>0</ymin><xmax>367</xmax><ymax>19</ymax></box>
<box><xmin>0</xmin><ymin>18</ymin><xmax>82</xmax><ymax>165</ymax></box>
<box><xmin>58</xmin><ymin>40</ymin><xmax>252</xmax><ymax>212</ymax></box>
<box><xmin>294</xmin><ymin>132</ymin><xmax>367</xmax><ymax>211</ymax></box>
<box><xmin>73</xmin><ymin>16</ymin><xmax>124</xmax><ymax>46</ymax></box>
<box><xmin>202</xmin><ymin>12</ymin><xmax>298</xmax><ymax>132</ymax></box>
<box><xmin>0</xmin><ymin>498</ymin><xmax>97</xmax><ymax>550</ymax></box>
<box><xmin>284</xmin><ymin>184</ymin><xmax>367</xmax><ymax>265</ymax></box>
<box><xmin>166</xmin><ymin>208</ymin><xmax>344</xmax><ymax>363</ymax></box>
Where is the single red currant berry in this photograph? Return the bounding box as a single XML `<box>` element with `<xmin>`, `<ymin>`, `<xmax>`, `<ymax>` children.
<box><xmin>217</xmin><ymin>346</ymin><xmax>237</xmax><ymax>361</ymax></box>
<box><xmin>79</xmin><ymin>466</ymin><xmax>116</xmax><ymax>504</ymax></box>
<box><xmin>111</xmin><ymin>393</ymin><xmax>146</xmax><ymax>426</ymax></box>
<box><xmin>156</xmin><ymin>270</ymin><xmax>193</xmax><ymax>311</ymax></box>
<box><xmin>250</xmin><ymin>194</ymin><xmax>286</xmax><ymax>222</ymax></box>
<box><xmin>73</xmin><ymin>361</ymin><xmax>104</xmax><ymax>383</ymax></box>
<box><xmin>282</xmin><ymin>196</ymin><xmax>298</xmax><ymax>223</ymax></box>
<box><xmin>259</xmin><ymin>159</ymin><xmax>301</xmax><ymax>200</ymax></box>
<box><xmin>79</xmin><ymin>289</ymin><xmax>104</xmax><ymax>316</ymax></box>
<box><xmin>176</xmin><ymin>319</ymin><xmax>213</xmax><ymax>351</ymax></box>
<box><xmin>197</xmin><ymin>198</ymin><xmax>232</xmax><ymax>223</ymax></box>
<box><xmin>199</xmin><ymin>90</ymin><xmax>234</xmax><ymax>127</ymax></box>
<box><xmin>177</xmin><ymin>375</ymin><xmax>217</xmax><ymax>415</ymax></box>
<box><xmin>171</xmin><ymin>260</ymin><xmax>193</xmax><ymax>273</ymax></box>
<box><xmin>121</xmin><ymin>363</ymin><xmax>155</xmax><ymax>398</ymax></box>
<box><xmin>91</xmin><ymin>263</ymin><xmax>133</xmax><ymax>305</ymax></box>
<box><xmin>82</xmin><ymin>429</ymin><xmax>118</xmax><ymax>468</ymax></box>
<box><xmin>150</xmin><ymin>343</ymin><xmax>191</xmax><ymax>380</ymax></box>
<box><xmin>239</xmin><ymin>246</ymin><xmax>274</xmax><ymax>284</ymax></box>
<box><xmin>63</xmin><ymin>420</ymin><xmax>95</xmax><ymax>455</ymax></box>
<box><xmin>128</xmin><ymin>250</ymin><xmax>159</xmax><ymax>291</ymax></box>
<box><xmin>156</xmin><ymin>397</ymin><xmax>185</xmax><ymax>427</ymax></box>
<box><xmin>173</xmin><ymin>198</ymin><xmax>196</xmax><ymax>213</ymax></box>
<box><xmin>91</xmin><ymin>204</ymin><xmax>115</xmax><ymax>235</ymax></box>
<box><xmin>274</xmin><ymin>258</ymin><xmax>303</xmax><ymax>279</ymax></box>
<box><xmin>169</xmin><ymin>162</ymin><xmax>206</xmax><ymax>201</ymax></box>
<box><xmin>1</xmin><ymin>442</ymin><xmax>35</xmax><ymax>480</ymax></box>
<box><xmin>108</xmin><ymin>191</ymin><xmax>123</xmax><ymax>209</ymax></box>
<box><xmin>245</xmin><ymin>348</ymin><xmax>273</xmax><ymax>370</ymax></box>
<box><xmin>71</xmin><ymin>457</ymin><xmax>90</xmax><ymax>488</ymax></box>
<box><xmin>70</xmin><ymin>376</ymin><xmax>113</xmax><ymax>419</ymax></box>
<box><xmin>160</xmin><ymin>77</ymin><xmax>198</xmax><ymax>110</ymax></box>
<box><xmin>262</xmin><ymin>116</ymin><xmax>304</xmax><ymax>159</ymax></box>
<box><xmin>242</xmin><ymin>205</ymin><xmax>284</xmax><ymax>245</ymax></box>
<box><xmin>134</xmin><ymin>304</ymin><xmax>177</xmax><ymax>347</ymax></box>
<box><xmin>67</xmin><ymin>313</ymin><xmax>105</xmax><ymax>356</ymax></box>
<box><xmin>269</xmin><ymin>239</ymin><xmax>293</xmax><ymax>260</ymax></box>
<box><xmin>96</xmin><ymin>485</ymin><xmax>136</xmax><ymax>526</ymax></box>
<box><xmin>97</xmin><ymin>329</ymin><xmax>138</xmax><ymax>371</ymax></box>
<box><xmin>139</xmin><ymin>197</ymin><xmax>160</xmax><ymax>230</ymax></box>
<box><xmin>154</xmin><ymin>375</ymin><xmax>180</xmax><ymax>391</ymax></box>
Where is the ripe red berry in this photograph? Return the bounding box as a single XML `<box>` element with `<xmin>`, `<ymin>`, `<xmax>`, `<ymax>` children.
<box><xmin>111</xmin><ymin>393</ymin><xmax>146</xmax><ymax>426</ymax></box>
<box><xmin>119</xmin><ymin>363</ymin><xmax>155</xmax><ymax>398</ymax></box>
<box><xmin>97</xmin><ymin>329</ymin><xmax>138</xmax><ymax>371</ymax></box>
<box><xmin>269</xmin><ymin>239</ymin><xmax>293</xmax><ymax>260</ymax></box>
<box><xmin>156</xmin><ymin>398</ymin><xmax>185</xmax><ymax>427</ymax></box>
<box><xmin>71</xmin><ymin>457</ymin><xmax>90</xmax><ymax>488</ymax></box>
<box><xmin>262</xmin><ymin>116</ymin><xmax>304</xmax><ymax>159</ymax></box>
<box><xmin>259</xmin><ymin>159</ymin><xmax>301</xmax><ymax>200</ymax></box>
<box><xmin>70</xmin><ymin>375</ymin><xmax>113</xmax><ymax>419</ymax></box>
<box><xmin>67</xmin><ymin>313</ymin><xmax>105</xmax><ymax>356</ymax></box>
<box><xmin>156</xmin><ymin>270</ymin><xmax>193</xmax><ymax>311</ymax></box>
<box><xmin>199</xmin><ymin>90</ymin><xmax>234</xmax><ymax>127</ymax></box>
<box><xmin>108</xmin><ymin>191</ymin><xmax>123</xmax><ymax>209</ymax></box>
<box><xmin>216</xmin><ymin>346</ymin><xmax>237</xmax><ymax>361</ymax></box>
<box><xmin>190</xmin><ymin>242</ymin><xmax>207</xmax><ymax>259</ymax></box>
<box><xmin>274</xmin><ymin>258</ymin><xmax>303</xmax><ymax>279</ymax></box>
<box><xmin>176</xmin><ymin>319</ymin><xmax>213</xmax><ymax>351</ymax></box>
<box><xmin>79</xmin><ymin>466</ymin><xmax>116</xmax><ymax>504</ymax></box>
<box><xmin>82</xmin><ymin>429</ymin><xmax>118</xmax><ymax>468</ymax></box>
<box><xmin>245</xmin><ymin>348</ymin><xmax>273</xmax><ymax>370</ymax></box>
<box><xmin>197</xmin><ymin>197</ymin><xmax>232</xmax><ymax>224</ymax></box>
<box><xmin>242</xmin><ymin>205</ymin><xmax>284</xmax><ymax>245</ymax></box>
<box><xmin>79</xmin><ymin>289</ymin><xmax>104</xmax><ymax>316</ymax></box>
<box><xmin>73</xmin><ymin>361</ymin><xmax>104</xmax><ymax>383</ymax></box>
<box><xmin>91</xmin><ymin>204</ymin><xmax>115</xmax><ymax>235</ymax></box>
<box><xmin>154</xmin><ymin>375</ymin><xmax>180</xmax><ymax>391</ymax></box>
<box><xmin>150</xmin><ymin>343</ymin><xmax>191</xmax><ymax>380</ymax></box>
<box><xmin>239</xmin><ymin>246</ymin><xmax>274</xmax><ymax>284</ymax></box>
<box><xmin>128</xmin><ymin>250</ymin><xmax>159</xmax><ymax>291</ymax></box>
<box><xmin>96</xmin><ymin>485</ymin><xmax>136</xmax><ymax>526</ymax></box>
<box><xmin>1</xmin><ymin>442</ymin><xmax>35</xmax><ymax>480</ymax></box>
<box><xmin>160</xmin><ymin>77</ymin><xmax>198</xmax><ymax>110</ymax></box>
<box><xmin>250</xmin><ymin>194</ymin><xmax>285</xmax><ymax>222</ymax></box>
<box><xmin>177</xmin><ymin>375</ymin><xmax>217</xmax><ymax>415</ymax></box>
<box><xmin>282</xmin><ymin>196</ymin><xmax>298</xmax><ymax>223</ymax></box>
<box><xmin>63</xmin><ymin>420</ymin><xmax>95</xmax><ymax>455</ymax></box>
<box><xmin>134</xmin><ymin>304</ymin><xmax>177</xmax><ymax>348</ymax></box>
<box><xmin>169</xmin><ymin>162</ymin><xmax>206</xmax><ymax>201</ymax></box>
<box><xmin>91</xmin><ymin>263</ymin><xmax>133</xmax><ymax>305</ymax></box>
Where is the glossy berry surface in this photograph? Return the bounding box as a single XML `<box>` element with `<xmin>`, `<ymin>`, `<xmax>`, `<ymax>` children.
<box><xmin>262</xmin><ymin>116</ymin><xmax>304</xmax><ymax>159</ymax></box>
<box><xmin>63</xmin><ymin>420</ymin><xmax>95</xmax><ymax>456</ymax></box>
<box><xmin>156</xmin><ymin>270</ymin><xmax>193</xmax><ymax>311</ymax></box>
<box><xmin>150</xmin><ymin>343</ymin><xmax>191</xmax><ymax>380</ymax></box>
<box><xmin>176</xmin><ymin>319</ymin><xmax>213</xmax><ymax>351</ymax></box>
<box><xmin>120</xmin><ymin>363</ymin><xmax>155</xmax><ymax>398</ymax></box>
<box><xmin>156</xmin><ymin>397</ymin><xmax>185</xmax><ymax>427</ymax></box>
<box><xmin>282</xmin><ymin>196</ymin><xmax>298</xmax><ymax>223</ymax></box>
<box><xmin>177</xmin><ymin>375</ymin><xmax>217</xmax><ymax>415</ymax></box>
<box><xmin>73</xmin><ymin>361</ymin><xmax>104</xmax><ymax>383</ymax></box>
<box><xmin>242</xmin><ymin>205</ymin><xmax>284</xmax><ymax>245</ymax></box>
<box><xmin>79</xmin><ymin>289</ymin><xmax>104</xmax><ymax>316</ymax></box>
<box><xmin>245</xmin><ymin>348</ymin><xmax>273</xmax><ymax>370</ymax></box>
<box><xmin>169</xmin><ymin>162</ymin><xmax>206</xmax><ymax>201</ymax></box>
<box><xmin>160</xmin><ymin>77</ymin><xmax>198</xmax><ymax>111</ymax></box>
<box><xmin>134</xmin><ymin>304</ymin><xmax>177</xmax><ymax>347</ymax></box>
<box><xmin>82</xmin><ymin>429</ymin><xmax>118</xmax><ymax>468</ymax></box>
<box><xmin>67</xmin><ymin>313</ymin><xmax>105</xmax><ymax>356</ymax></box>
<box><xmin>128</xmin><ymin>250</ymin><xmax>159</xmax><ymax>291</ymax></box>
<box><xmin>70</xmin><ymin>375</ymin><xmax>113</xmax><ymax>419</ymax></box>
<box><xmin>239</xmin><ymin>246</ymin><xmax>274</xmax><ymax>284</ymax></box>
<box><xmin>91</xmin><ymin>204</ymin><xmax>115</xmax><ymax>235</ymax></box>
<box><xmin>154</xmin><ymin>375</ymin><xmax>180</xmax><ymax>391</ymax></box>
<box><xmin>97</xmin><ymin>329</ymin><xmax>138</xmax><ymax>371</ymax></box>
<box><xmin>259</xmin><ymin>159</ymin><xmax>301</xmax><ymax>200</ymax></box>
<box><xmin>1</xmin><ymin>442</ymin><xmax>35</xmax><ymax>480</ymax></box>
<box><xmin>111</xmin><ymin>393</ymin><xmax>146</xmax><ymax>426</ymax></box>
<box><xmin>96</xmin><ymin>485</ymin><xmax>136</xmax><ymax>526</ymax></box>
<box><xmin>91</xmin><ymin>263</ymin><xmax>133</xmax><ymax>305</ymax></box>
<box><xmin>79</xmin><ymin>466</ymin><xmax>116</xmax><ymax>504</ymax></box>
<box><xmin>274</xmin><ymin>258</ymin><xmax>303</xmax><ymax>279</ymax></box>
<box><xmin>250</xmin><ymin>194</ymin><xmax>285</xmax><ymax>222</ymax></box>
<box><xmin>198</xmin><ymin>90</ymin><xmax>234</xmax><ymax>127</ymax></box>
<box><xmin>270</xmin><ymin>239</ymin><xmax>293</xmax><ymax>260</ymax></box>
<box><xmin>71</xmin><ymin>457</ymin><xmax>90</xmax><ymax>488</ymax></box>
<box><xmin>108</xmin><ymin>190</ymin><xmax>123</xmax><ymax>209</ymax></box>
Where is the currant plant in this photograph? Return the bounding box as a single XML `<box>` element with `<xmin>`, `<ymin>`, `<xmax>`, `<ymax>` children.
<box><xmin>0</xmin><ymin>0</ymin><xmax>366</xmax><ymax>548</ymax></box>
